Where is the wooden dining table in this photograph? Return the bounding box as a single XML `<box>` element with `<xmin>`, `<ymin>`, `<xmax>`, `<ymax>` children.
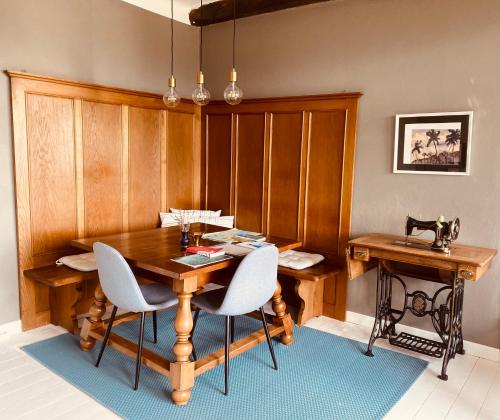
<box><xmin>72</xmin><ymin>223</ymin><xmax>301</xmax><ymax>405</ymax></box>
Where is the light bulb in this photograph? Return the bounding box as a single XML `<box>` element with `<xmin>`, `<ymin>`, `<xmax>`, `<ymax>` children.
<box><xmin>192</xmin><ymin>71</ymin><xmax>211</xmax><ymax>106</ymax></box>
<box><xmin>224</xmin><ymin>81</ymin><xmax>243</xmax><ymax>106</ymax></box>
<box><xmin>163</xmin><ymin>76</ymin><xmax>180</xmax><ymax>108</ymax></box>
<box><xmin>224</xmin><ymin>68</ymin><xmax>243</xmax><ymax>106</ymax></box>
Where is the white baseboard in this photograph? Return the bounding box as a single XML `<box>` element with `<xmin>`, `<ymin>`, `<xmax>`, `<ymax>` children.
<box><xmin>346</xmin><ymin>311</ymin><xmax>500</xmax><ymax>363</ymax></box>
<box><xmin>0</xmin><ymin>319</ymin><xmax>22</xmax><ymax>337</ymax></box>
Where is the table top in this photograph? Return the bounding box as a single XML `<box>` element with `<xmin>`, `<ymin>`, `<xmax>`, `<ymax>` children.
<box><xmin>348</xmin><ymin>233</ymin><xmax>497</xmax><ymax>268</ymax></box>
<box><xmin>72</xmin><ymin>223</ymin><xmax>302</xmax><ymax>279</ymax></box>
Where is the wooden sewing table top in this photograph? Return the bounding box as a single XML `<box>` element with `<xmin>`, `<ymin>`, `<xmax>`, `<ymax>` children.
<box><xmin>347</xmin><ymin>233</ymin><xmax>496</xmax><ymax>282</ymax></box>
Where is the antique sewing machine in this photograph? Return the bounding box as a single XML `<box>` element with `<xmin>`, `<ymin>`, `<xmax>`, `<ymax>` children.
<box><xmin>405</xmin><ymin>215</ymin><xmax>460</xmax><ymax>253</ymax></box>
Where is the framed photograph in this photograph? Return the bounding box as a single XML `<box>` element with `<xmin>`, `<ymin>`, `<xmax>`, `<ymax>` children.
<box><xmin>393</xmin><ymin>111</ymin><xmax>473</xmax><ymax>175</ymax></box>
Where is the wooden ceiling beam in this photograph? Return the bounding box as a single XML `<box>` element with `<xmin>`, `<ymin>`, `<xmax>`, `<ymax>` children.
<box><xmin>189</xmin><ymin>0</ymin><xmax>334</xmax><ymax>26</ymax></box>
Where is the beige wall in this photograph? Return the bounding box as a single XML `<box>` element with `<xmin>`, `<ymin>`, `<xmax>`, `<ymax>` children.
<box><xmin>0</xmin><ymin>0</ymin><xmax>197</xmax><ymax>325</ymax></box>
<box><xmin>203</xmin><ymin>0</ymin><xmax>500</xmax><ymax>348</ymax></box>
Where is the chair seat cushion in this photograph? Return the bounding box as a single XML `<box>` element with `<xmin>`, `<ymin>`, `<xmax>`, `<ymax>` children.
<box><xmin>139</xmin><ymin>283</ymin><xmax>178</xmax><ymax>308</ymax></box>
<box><xmin>192</xmin><ymin>287</ymin><xmax>228</xmax><ymax>315</ymax></box>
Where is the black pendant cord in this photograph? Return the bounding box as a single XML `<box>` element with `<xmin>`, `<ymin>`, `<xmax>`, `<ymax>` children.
<box><xmin>232</xmin><ymin>0</ymin><xmax>236</xmax><ymax>69</ymax></box>
<box><xmin>170</xmin><ymin>0</ymin><xmax>174</xmax><ymax>76</ymax></box>
<box><xmin>199</xmin><ymin>0</ymin><xmax>203</xmax><ymax>72</ymax></box>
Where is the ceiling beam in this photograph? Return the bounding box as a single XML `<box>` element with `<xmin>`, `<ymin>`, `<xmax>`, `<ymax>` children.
<box><xmin>189</xmin><ymin>0</ymin><xmax>334</xmax><ymax>26</ymax></box>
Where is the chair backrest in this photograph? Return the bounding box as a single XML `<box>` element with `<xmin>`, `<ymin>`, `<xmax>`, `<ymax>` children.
<box><xmin>93</xmin><ymin>242</ymin><xmax>149</xmax><ymax>313</ymax></box>
<box><xmin>218</xmin><ymin>245</ymin><xmax>279</xmax><ymax>316</ymax></box>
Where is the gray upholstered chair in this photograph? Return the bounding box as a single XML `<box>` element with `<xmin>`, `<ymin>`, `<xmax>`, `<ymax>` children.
<box><xmin>93</xmin><ymin>242</ymin><xmax>178</xmax><ymax>390</ymax></box>
<box><xmin>191</xmin><ymin>245</ymin><xmax>279</xmax><ymax>395</ymax></box>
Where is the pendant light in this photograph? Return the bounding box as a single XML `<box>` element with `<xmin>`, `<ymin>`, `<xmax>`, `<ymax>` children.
<box><xmin>192</xmin><ymin>0</ymin><xmax>211</xmax><ymax>106</ymax></box>
<box><xmin>163</xmin><ymin>0</ymin><xmax>180</xmax><ymax>108</ymax></box>
<box><xmin>224</xmin><ymin>0</ymin><xmax>243</xmax><ymax>105</ymax></box>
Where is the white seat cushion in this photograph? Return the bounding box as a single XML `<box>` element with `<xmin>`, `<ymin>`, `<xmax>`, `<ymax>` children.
<box><xmin>278</xmin><ymin>250</ymin><xmax>324</xmax><ymax>270</ymax></box>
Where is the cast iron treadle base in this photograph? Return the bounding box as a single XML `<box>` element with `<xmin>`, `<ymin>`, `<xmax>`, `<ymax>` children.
<box><xmin>389</xmin><ymin>332</ymin><xmax>444</xmax><ymax>358</ymax></box>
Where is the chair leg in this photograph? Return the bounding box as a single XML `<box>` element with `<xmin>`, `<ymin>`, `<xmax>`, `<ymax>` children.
<box><xmin>191</xmin><ymin>308</ymin><xmax>200</xmax><ymax>362</ymax></box>
<box><xmin>260</xmin><ymin>306</ymin><xmax>278</xmax><ymax>370</ymax></box>
<box><xmin>134</xmin><ymin>312</ymin><xmax>146</xmax><ymax>390</ymax></box>
<box><xmin>95</xmin><ymin>305</ymin><xmax>118</xmax><ymax>368</ymax></box>
<box><xmin>152</xmin><ymin>310</ymin><xmax>158</xmax><ymax>344</ymax></box>
<box><xmin>224</xmin><ymin>315</ymin><xmax>230</xmax><ymax>396</ymax></box>
<box><xmin>230</xmin><ymin>316</ymin><xmax>235</xmax><ymax>344</ymax></box>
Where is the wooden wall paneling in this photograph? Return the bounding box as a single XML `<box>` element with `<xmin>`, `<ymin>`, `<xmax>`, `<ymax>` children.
<box><xmin>9</xmin><ymin>71</ymin><xmax>200</xmax><ymax>331</ymax></box>
<box><xmin>74</xmin><ymin>99</ymin><xmax>85</xmax><ymax>238</ymax></box>
<box><xmin>166</xmin><ymin>110</ymin><xmax>198</xmax><ymax>210</ymax></box>
<box><xmin>261</xmin><ymin>113</ymin><xmax>271</xmax><ymax>233</ymax></box>
<box><xmin>11</xmin><ymin>78</ymin><xmax>36</xmax><ymax>330</ymax></box>
<box><xmin>267</xmin><ymin>112</ymin><xmax>304</xmax><ymax>240</ymax></box>
<box><xmin>121</xmin><ymin>105</ymin><xmax>130</xmax><ymax>232</ymax></box>
<box><xmin>160</xmin><ymin>110</ymin><xmax>168</xmax><ymax>212</ymax></box>
<box><xmin>203</xmin><ymin>94</ymin><xmax>361</xmax><ymax>321</ymax></box>
<box><xmin>234</xmin><ymin>113</ymin><xmax>265</xmax><ymax>231</ymax></box>
<box><xmin>27</xmin><ymin>94</ymin><xmax>77</xmax><ymax>258</ymax></box>
<box><xmin>230</xmin><ymin>114</ymin><xmax>237</xmax><ymax>215</ymax></box>
<box><xmin>128</xmin><ymin>107</ymin><xmax>162</xmax><ymax>231</ymax></box>
<box><xmin>82</xmin><ymin>101</ymin><xmax>123</xmax><ymax>237</ymax></box>
<box><xmin>298</xmin><ymin>111</ymin><xmax>310</xmax><ymax>242</ymax></box>
<box><xmin>303</xmin><ymin>110</ymin><xmax>347</xmax><ymax>259</ymax></box>
<box><xmin>205</xmin><ymin>114</ymin><xmax>232</xmax><ymax>215</ymax></box>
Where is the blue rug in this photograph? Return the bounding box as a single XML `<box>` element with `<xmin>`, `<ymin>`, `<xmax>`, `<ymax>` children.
<box><xmin>22</xmin><ymin>309</ymin><xmax>427</xmax><ymax>420</ymax></box>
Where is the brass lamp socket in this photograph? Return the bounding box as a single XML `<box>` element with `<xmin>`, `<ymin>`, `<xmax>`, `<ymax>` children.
<box><xmin>168</xmin><ymin>76</ymin><xmax>176</xmax><ymax>88</ymax></box>
<box><xmin>229</xmin><ymin>68</ymin><xmax>237</xmax><ymax>83</ymax></box>
<box><xmin>197</xmin><ymin>71</ymin><xmax>205</xmax><ymax>85</ymax></box>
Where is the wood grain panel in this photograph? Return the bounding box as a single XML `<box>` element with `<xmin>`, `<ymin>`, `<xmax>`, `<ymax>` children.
<box><xmin>26</xmin><ymin>94</ymin><xmax>77</xmax><ymax>255</ymax></box>
<box><xmin>167</xmin><ymin>111</ymin><xmax>196</xmax><ymax>210</ymax></box>
<box><xmin>235</xmin><ymin>114</ymin><xmax>265</xmax><ymax>231</ymax></box>
<box><xmin>82</xmin><ymin>101</ymin><xmax>123</xmax><ymax>237</ymax></box>
<box><xmin>205</xmin><ymin>114</ymin><xmax>232</xmax><ymax>214</ymax></box>
<box><xmin>267</xmin><ymin>112</ymin><xmax>303</xmax><ymax>239</ymax></box>
<box><xmin>304</xmin><ymin>110</ymin><xmax>346</xmax><ymax>256</ymax></box>
<box><xmin>128</xmin><ymin>107</ymin><xmax>162</xmax><ymax>231</ymax></box>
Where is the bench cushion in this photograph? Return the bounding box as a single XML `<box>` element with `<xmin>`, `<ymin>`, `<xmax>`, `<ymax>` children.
<box><xmin>279</xmin><ymin>250</ymin><xmax>324</xmax><ymax>270</ymax></box>
<box><xmin>278</xmin><ymin>262</ymin><xmax>341</xmax><ymax>282</ymax></box>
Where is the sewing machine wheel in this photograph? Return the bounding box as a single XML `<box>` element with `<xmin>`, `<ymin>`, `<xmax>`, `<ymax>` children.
<box><xmin>449</xmin><ymin>218</ymin><xmax>460</xmax><ymax>241</ymax></box>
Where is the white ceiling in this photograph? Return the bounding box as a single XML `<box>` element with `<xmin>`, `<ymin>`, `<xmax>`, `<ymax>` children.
<box><xmin>121</xmin><ymin>0</ymin><xmax>218</xmax><ymax>25</ymax></box>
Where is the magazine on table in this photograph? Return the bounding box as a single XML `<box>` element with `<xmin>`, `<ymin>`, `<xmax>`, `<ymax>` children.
<box><xmin>172</xmin><ymin>254</ymin><xmax>232</xmax><ymax>268</ymax></box>
<box><xmin>236</xmin><ymin>241</ymin><xmax>274</xmax><ymax>250</ymax></box>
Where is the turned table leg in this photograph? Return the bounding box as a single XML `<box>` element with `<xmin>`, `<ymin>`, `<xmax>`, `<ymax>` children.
<box><xmin>170</xmin><ymin>277</ymin><xmax>197</xmax><ymax>405</ymax></box>
<box><xmin>80</xmin><ymin>285</ymin><xmax>107</xmax><ymax>351</ymax></box>
<box><xmin>272</xmin><ymin>280</ymin><xmax>294</xmax><ymax>345</ymax></box>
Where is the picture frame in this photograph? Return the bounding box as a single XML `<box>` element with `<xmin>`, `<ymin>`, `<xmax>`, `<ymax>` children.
<box><xmin>393</xmin><ymin>111</ymin><xmax>473</xmax><ymax>175</ymax></box>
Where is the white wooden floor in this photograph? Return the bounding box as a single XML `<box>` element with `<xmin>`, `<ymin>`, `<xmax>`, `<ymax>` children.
<box><xmin>0</xmin><ymin>318</ymin><xmax>498</xmax><ymax>420</ymax></box>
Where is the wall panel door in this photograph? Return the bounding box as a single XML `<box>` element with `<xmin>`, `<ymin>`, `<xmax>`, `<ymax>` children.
<box><xmin>167</xmin><ymin>111</ymin><xmax>197</xmax><ymax>210</ymax></box>
<box><xmin>205</xmin><ymin>114</ymin><xmax>232</xmax><ymax>215</ymax></box>
<box><xmin>128</xmin><ymin>107</ymin><xmax>162</xmax><ymax>231</ymax></box>
<box><xmin>267</xmin><ymin>112</ymin><xmax>303</xmax><ymax>240</ymax></box>
<box><xmin>234</xmin><ymin>114</ymin><xmax>265</xmax><ymax>231</ymax></box>
<box><xmin>304</xmin><ymin>110</ymin><xmax>346</xmax><ymax>258</ymax></box>
<box><xmin>82</xmin><ymin>101</ymin><xmax>123</xmax><ymax>237</ymax></box>
<box><xmin>26</xmin><ymin>94</ymin><xmax>77</xmax><ymax>258</ymax></box>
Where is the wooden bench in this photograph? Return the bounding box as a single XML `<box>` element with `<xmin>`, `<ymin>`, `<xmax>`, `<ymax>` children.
<box><xmin>278</xmin><ymin>262</ymin><xmax>341</xmax><ymax>326</ymax></box>
<box><xmin>24</xmin><ymin>265</ymin><xmax>99</xmax><ymax>333</ymax></box>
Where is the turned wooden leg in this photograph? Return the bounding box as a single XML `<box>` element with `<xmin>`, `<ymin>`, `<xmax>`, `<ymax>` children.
<box><xmin>80</xmin><ymin>285</ymin><xmax>107</xmax><ymax>351</ymax></box>
<box><xmin>272</xmin><ymin>280</ymin><xmax>294</xmax><ymax>345</ymax></box>
<box><xmin>170</xmin><ymin>276</ymin><xmax>197</xmax><ymax>405</ymax></box>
